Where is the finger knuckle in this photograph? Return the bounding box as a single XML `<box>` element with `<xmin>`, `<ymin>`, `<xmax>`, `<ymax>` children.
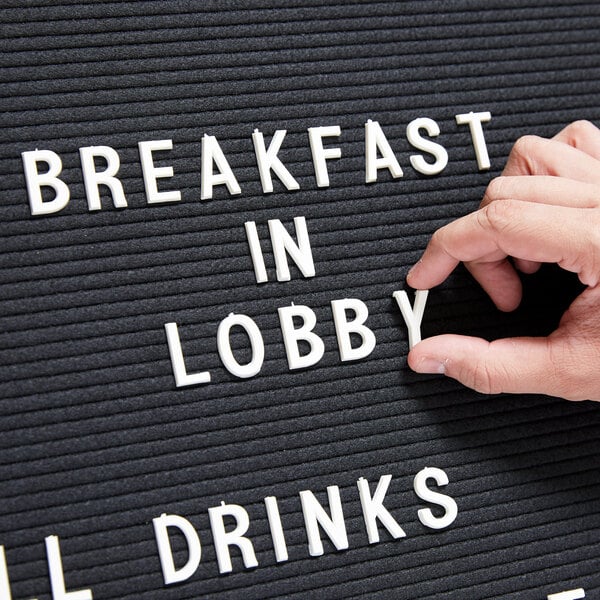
<box><xmin>467</xmin><ymin>350</ymin><xmax>504</xmax><ymax>395</ymax></box>
<box><xmin>480</xmin><ymin>199</ymin><xmax>519</xmax><ymax>235</ymax></box>
<box><xmin>512</xmin><ymin>134</ymin><xmax>540</xmax><ymax>163</ymax></box>
<box><xmin>470</xmin><ymin>363</ymin><xmax>499</xmax><ymax>395</ymax></box>
<box><xmin>564</xmin><ymin>119</ymin><xmax>597</xmax><ymax>140</ymax></box>
<box><xmin>580</xmin><ymin>220</ymin><xmax>600</xmax><ymax>286</ymax></box>
<box><xmin>482</xmin><ymin>176</ymin><xmax>511</xmax><ymax>205</ymax></box>
<box><xmin>547</xmin><ymin>338</ymin><xmax>589</xmax><ymax>401</ymax></box>
<box><xmin>430</xmin><ymin>225</ymin><xmax>448</xmax><ymax>248</ymax></box>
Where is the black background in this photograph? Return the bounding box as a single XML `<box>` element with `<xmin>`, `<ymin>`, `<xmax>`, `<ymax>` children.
<box><xmin>1</xmin><ymin>1</ymin><xmax>599</xmax><ymax>598</ymax></box>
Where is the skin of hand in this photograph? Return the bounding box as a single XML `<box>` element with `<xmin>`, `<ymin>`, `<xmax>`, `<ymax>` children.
<box><xmin>406</xmin><ymin>120</ymin><xmax>600</xmax><ymax>401</ymax></box>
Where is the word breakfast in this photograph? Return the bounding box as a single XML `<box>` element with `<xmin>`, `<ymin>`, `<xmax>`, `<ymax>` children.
<box><xmin>21</xmin><ymin>112</ymin><xmax>491</xmax><ymax>215</ymax></box>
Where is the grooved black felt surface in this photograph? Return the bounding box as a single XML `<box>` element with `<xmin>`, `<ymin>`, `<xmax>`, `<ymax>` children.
<box><xmin>1</xmin><ymin>1</ymin><xmax>599</xmax><ymax>598</ymax></box>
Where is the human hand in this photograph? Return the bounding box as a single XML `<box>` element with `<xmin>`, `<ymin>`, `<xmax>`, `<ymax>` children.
<box><xmin>406</xmin><ymin>120</ymin><xmax>600</xmax><ymax>401</ymax></box>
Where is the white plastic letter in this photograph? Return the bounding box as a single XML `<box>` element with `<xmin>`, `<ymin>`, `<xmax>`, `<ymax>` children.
<box><xmin>0</xmin><ymin>546</ymin><xmax>12</xmax><ymax>600</ymax></box>
<box><xmin>138</xmin><ymin>139</ymin><xmax>181</xmax><ymax>204</ymax></box>
<box><xmin>45</xmin><ymin>535</ymin><xmax>93</xmax><ymax>600</ymax></box>
<box><xmin>393</xmin><ymin>289</ymin><xmax>429</xmax><ymax>349</ymax></box>
<box><xmin>208</xmin><ymin>502</ymin><xmax>258</xmax><ymax>574</ymax></box>
<box><xmin>244</xmin><ymin>221</ymin><xmax>268</xmax><ymax>284</ymax></box>
<box><xmin>217</xmin><ymin>313</ymin><xmax>264</xmax><ymax>378</ymax></box>
<box><xmin>357</xmin><ymin>475</ymin><xmax>406</xmax><ymax>544</ymax></box>
<box><xmin>264</xmin><ymin>496</ymin><xmax>288</xmax><ymax>562</ymax></box>
<box><xmin>79</xmin><ymin>146</ymin><xmax>127</xmax><ymax>211</ymax></box>
<box><xmin>164</xmin><ymin>322</ymin><xmax>211</xmax><ymax>387</ymax></box>
<box><xmin>299</xmin><ymin>486</ymin><xmax>348</xmax><ymax>556</ymax></box>
<box><xmin>201</xmin><ymin>134</ymin><xmax>241</xmax><ymax>199</ymax></box>
<box><xmin>252</xmin><ymin>129</ymin><xmax>300</xmax><ymax>193</ymax></box>
<box><xmin>308</xmin><ymin>125</ymin><xmax>341</xmax><ymax>187</ymax></box>
<box><xmin>268</xmin><ymin>217</ymin><xmax>315</xmax><ymax>281</ymax></box>
<box><xmin>22</xmin><ymin>149</ymin><xmax>70</xmax><ymax>215</ymax></box>
<box><xmin>331</xmin><ymin>298</ymin><xmax>376</xmax><ymax>362</ymax></box>
<box><xmin>406</xmin><ymin>117</ymin><xmax>449</xmax><ymax>176</ymax></box>
<box><xmin>455</xmin><ymin>111</ymin><xmax>492</xmax><ymax>170</ymax></box>
<box><xmin>278</xmin><ymin>304</ymin><xmax>325</xmax><ymax>370</ymax></box>
<box><xmin>413</xmin><ymin>467</ymin><xmax>458</xmax><ymax>530</ymax></box>
<box><xmin>152</xmin><ymin>513</ymin><xmax>201</xmax><ymax>585</ymax></box>
<box><xmin>365</xmin><ymin>119</ymin><xmax>403</xmax><ymax>183</ymax></box>
<box><xmin>547</xmin><ymin>590</ymin><xmax>586</xmax><ymax>600</ymax></box>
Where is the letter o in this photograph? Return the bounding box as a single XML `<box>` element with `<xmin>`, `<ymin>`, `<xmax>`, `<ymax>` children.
<box><xmin>217</xmin><ymin>313</ymin><xmax>264</xmax><ymax>378</ymax></box>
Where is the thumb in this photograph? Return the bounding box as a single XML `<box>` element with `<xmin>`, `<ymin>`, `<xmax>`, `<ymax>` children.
<box><xmin>408</xmin><ymin>334</ymin><xmax>563</xmax><ymax>397</ymax></box>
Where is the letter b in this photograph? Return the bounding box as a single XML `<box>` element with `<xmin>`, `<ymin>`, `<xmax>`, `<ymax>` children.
<box><xmin>22</xmin><ymin>150</ymin><xmax>70</xmax><ymax>215</ymax></box>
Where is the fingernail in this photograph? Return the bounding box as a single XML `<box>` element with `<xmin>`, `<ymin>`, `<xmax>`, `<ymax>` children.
<box><xmin>415</xmin><ymin>357</ymin><xmax>445</xmax><ymax>374</ymax></box>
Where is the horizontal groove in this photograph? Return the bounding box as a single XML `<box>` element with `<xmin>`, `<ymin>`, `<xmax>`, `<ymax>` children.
<box><xmin>1</xmin><ymin>41</ymin><xmax>598</xmax><ymax>95</ymax></box>
<box><xmin>0</xmin><ymin>418</ymin><xmax>595</xmax><ymax>515</ymax></box>
<box><xmin>3</xmin><ymin>12</ymin><xmax>595</xmax><ymax>47</ymax></box>
<box><xmin>3</xmin><ymin>76</ymin><xmax>600</xmax><ymax>133</ymax></box>
<box><xmin>334</xmin><ymin>546</ymin><xmax>598</xmax><ymax>600</ymax></box>
<box><xmin>0</xmin><ymin>384</ymin><xmax>560</xmax><ymax>467</ymax></box>
<box><xmin>0</xmin><ymin>366</ymin><xmax>498</xmax><ymax>436</ymax></box>
<box><xmin>2</xmin><ymin>2</ymin><xmax>597</xmax><ymax>34</ymax></box>
<box><xmin>3</xmin><ymin>18</ymin><xmax>598</xmax><ymax>66</ymax></box>
<box><xmin>1</xmin><ymin>0</ymin><xmax>595</xmax><ymax>19</ymax></box>
<box><xmin>3</xmin><ymin>60</ymin><xmax>598</xmax><ymax>117</ymax></box>
<box><xmin>0</xmin><ymin>369</ymin><xmax>518</xmax><ymax>436</ymax></box>
<box><xmin>0</xmin><ymin>381</ymin><xmax>469</xmax><ymax>470</ymax></box>
<box><xmin>0</xmin><ymin>405</ymin><xmax>595</xmax><ymax>502</ymax></box>
<box><xmin>0</xmin><ymin>365</ymin><xmax>464</xmax><ymax>427</ymax></box>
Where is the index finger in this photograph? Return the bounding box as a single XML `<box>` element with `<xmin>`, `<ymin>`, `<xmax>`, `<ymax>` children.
<box><xmin>552</xmin><ymin>120</ymin><xmax>600</xmax><ymax>161</ymax></box>
<box><xmin>502</xmin><ymin>135</ymin><xmax>600</xmax><ymax>185</ymax></box>
<box><xmin>407</xmin><ymin>200</ymin><xmax>597</xmax><ymax>293</ymax></box>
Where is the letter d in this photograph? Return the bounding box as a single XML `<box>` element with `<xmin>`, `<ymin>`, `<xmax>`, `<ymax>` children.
<box><xmin>153</xmin><ymin>514</ymin><xmax>201</xmax><ymax>585</ymax></box>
